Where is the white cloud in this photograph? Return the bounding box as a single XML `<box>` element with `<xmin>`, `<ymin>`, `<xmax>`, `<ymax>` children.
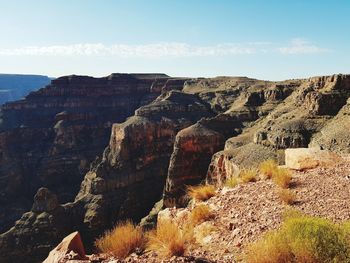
<box><xmin>278</xmin><ymin>38</ymin><xmax>330</xmax><ymax>54</ymax></box>
<box><xmin>0</xmin><ymin>43</ymin><xmax>258</xmax><ymax>58</ymax></box>
<box><xmin>0</xmin><ymin>39</ymin><xmax>330</xmax><ymax>58</ymax></box>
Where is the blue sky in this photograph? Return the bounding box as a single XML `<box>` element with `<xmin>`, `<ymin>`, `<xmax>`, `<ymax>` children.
<box><xmin>0</xmin><ymin>0</ymin><xmax>349</xmax><ymax>80</ymax></box>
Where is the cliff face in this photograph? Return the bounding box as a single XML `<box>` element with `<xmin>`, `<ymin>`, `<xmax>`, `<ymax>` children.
<box><xmin>0</xmin><ymin>73</ymin><xmax>186</xmax><ymax>233</ymax></box>
<box><xmin>0</xmin><ymin>89</ymin><xmax>212</xmax><ymax>262</ymax></box>
<box><xmin>1</xmin><ymin>73</ymin><xmax>350</xmax><ymax>263</ymax></box>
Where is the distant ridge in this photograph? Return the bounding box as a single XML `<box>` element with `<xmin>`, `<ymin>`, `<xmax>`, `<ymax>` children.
<box><xmin>0</xmin><ymin>74</ymin><xmax>51</xmax><ymax>104</ymax></box>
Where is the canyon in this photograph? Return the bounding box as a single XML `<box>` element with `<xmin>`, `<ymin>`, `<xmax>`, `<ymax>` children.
<box><xmin>0</xmin><ymin>73</ymin><xmax>350</xmax><ymax>262</ymax></box>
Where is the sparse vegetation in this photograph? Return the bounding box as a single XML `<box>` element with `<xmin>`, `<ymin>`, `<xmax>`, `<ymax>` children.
<box><xmin>277</xmin><ymin>189</ymin><xmax>296</xmax><ymax>205</ymax></box>
<box><xmin>146</xmin><ymin>219</ymin><xmax>193</xmax><ymax>258</ymax></box>
<box><xmin>190</xmin><ymin>204</ymin><xmax>215</xmax><ymax>225</ymax></box>
<box><xmin>259</xmin><ymin>159</ymin><xmax>278</xmax><ymax>179</ymax></box>
<box><xmin>272</xmin><ymin>168</ymin><xmax>292</xmax><ymax>188</ymax></box>
<box><xmin>225</xmin><ymin>175</ymin><xmax>239</xmax><ymax>188</ymax></box>
<box><xmin>245</xmin><ymin>230</ymin><xmax>294</xmax><ymax>263</ymax></box>
<box><xmin>95</xmin><ymin>221</ymin><xmax>145</xmax><ymax>259</ymax></box>
<box><xmin>245</xmin><ymin>213</ymin><xmax>350</xmax><ymax>263</ymax></box>
<box><xmin>239</xmin><ymin>168</ymin><xmax>258</xmax><ymax>183</ymax></box>
<box><xmin>187</xmin><ymin>184</ymin><xmax>216</xmax><ymax>202</ymax></box>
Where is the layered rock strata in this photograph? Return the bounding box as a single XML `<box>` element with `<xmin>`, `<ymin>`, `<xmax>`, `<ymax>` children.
<box><xmin>2</xmin><ymin>74</ymin><xmax>350</xmax><ymax>263</ymax></box>
<box><xmin>0</xmin><ymin>90</ymin><xmax>212</xmax><ymax>262</ymax></box>
<box><xmin>0</xmin><ymin>73</ymin><xmax>185</xmax><ymax>233</ymax></box>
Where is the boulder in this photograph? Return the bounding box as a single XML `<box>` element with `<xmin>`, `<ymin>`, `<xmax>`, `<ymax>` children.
<box><xmin>43</xmin><ymin>232</ymin><xmax>87</xmax><ymax>263</ymax></box>
<box><xmin>285</xmin><ymin>148</ymin><xmax>343</xmax><ymax>170</ymax></box>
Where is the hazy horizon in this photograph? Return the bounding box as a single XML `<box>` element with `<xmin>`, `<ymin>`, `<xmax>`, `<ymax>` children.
<box><xmin>0</xmin><ymin>0</ymin><xmax>349</xmax><ymax>81</ymax></box>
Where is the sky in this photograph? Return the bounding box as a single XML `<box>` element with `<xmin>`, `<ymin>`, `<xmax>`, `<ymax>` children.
<box><xmin>0</xmin><ymin>0</ymin><xmax>349</xmax><ymax>80</ymax></box>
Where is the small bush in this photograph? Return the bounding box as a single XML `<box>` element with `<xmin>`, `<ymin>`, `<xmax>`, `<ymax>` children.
<box><xmin>95</xmin><ymin>221</ymin><xmax>145</xmax><ymax>259</ymax></box>
<box><xmin>190</xmin><ymin>204</ymin><xmax>214</xmax><ymax>225</ymax></box>
<box><xmin>147</xmin><ymin>219</ymin><xmax>192</xmax><ymax>258</ymax></box>
<box><xmin>285</xmin><ymin>216</ymin><xmax>350</xmax><ymax>262</ymax></box>
<box><xmin>187</xmin><ymin>184</ymin><xmax>216</xmax><ymax>202</ymax></box>
<box><xmin>245</xmin><ymin>214</ymin><xmax>350</xmax><ymax>263</ymax></box>
<box><xmin>277</xmin><ymin>189</ymin><xmax>296</xmax><ymax>205</ymax></box>
<box><xmin>239</xmin><ymin>168</ymin><xmax>258</xmax><ymax>183</ymax></box>
<box><xmin>259</xmin><ymin>159</ymin><xmax>278</xmax><ymax>179</ymax></box>
<box><xmin>225</xmin><ymin>175</ymin><xmax>239</xmax><ymax>188</ymax></box>
<box><xmin>245</xmin><ymin>231</ymin><xmax>293</xmax><ymax>263</ymax></box>
<box><xmin>272</xmin><ymin>168</ymin><xmax>292</xmax><ymax>188</ymax></box>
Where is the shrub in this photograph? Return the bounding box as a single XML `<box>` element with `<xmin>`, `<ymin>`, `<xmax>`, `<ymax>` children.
<box><xmin>284</xmin><ymin>215</ymin><xmax>350</xmax><ymax>262</ymax></box>
<box><xmin>190</xmin><ymin>204</ymin><xmax>214</xmax><ymax>225</ymax></box>
<box><xmin>259</xmin><ymin>159</ymin><xmax>278</xmax><ymax>179</ymax></box>
<box><xmin>239</xmin><ymin>168</ymin><xmax>258</xmax><ymax>183</ymax></box>
<box><xmin>245</xmin><ymin>214</ymin><xmax>350</xmax><ymax>263</ymax></box>
<box><xmin>277</xmin><ymin>189</ymin><xmax>296</xmax><ymax>205</ymax></box>
<box><xmin>272</xmin><ymin>168</ymin><xmax>292</xmax><ymax>188</ymax></box>
<box><xmin>146</xmin><ymin>219</ymin><xmax>192</xmax><ymax>258</ymax></box>
<box><xmin>95</xmin><ymin>221</ymin><xmax>145</xmax><ymax>258</ymax></box>
<box><xmin>245</xmin><ymin>231</ymin><xmax>293</xmax><ymax>263</ymax></box>
<box><xmin>187</xmin><ymin>184</ymin><xmax>216</xmax><ymax>202</ymax></box>
<box><xmin>225</xmin><ymin>175</ymin><xmax>239</xmax><ymax>188</ymax></box>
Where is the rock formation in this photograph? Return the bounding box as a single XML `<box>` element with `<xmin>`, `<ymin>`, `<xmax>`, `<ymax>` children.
<box><xmin>1</xmin><ymin>73</ymin><xmax>350</xmax><ymax>262</ymax></box>
<box><xmin>0</xmin><ymin>88</ymin><xmax>211</xmax><ymax>262</ymax></box>
<box><xmin>43</xmin><ymin>232</ymin><xmax>87</xmax><ymax>263</ymax></box>
<box><xmin>0</xmin><ymin>73</ymin><xmax>185</xmax><ymax>233</ymax></box>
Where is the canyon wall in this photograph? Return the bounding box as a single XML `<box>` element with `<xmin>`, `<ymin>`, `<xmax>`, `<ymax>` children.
<box><xmin>0</xmin><ymin>73</ymin><xmax>186</xmax><ymax>233</ymax></box>
<box><xmin>1</xmin><ymin>73</ymin><xmax>350</xmax><ymax>262</ymax></box>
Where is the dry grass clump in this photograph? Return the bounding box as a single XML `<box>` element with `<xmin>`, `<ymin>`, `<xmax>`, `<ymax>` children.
<box><xmin>146</xmin><ymin>219</ymin><xmax>193</xmax><ymax>258</ymax></box>
<box><xmin>245</xmin><ymin>231</ymin><xmax>294</xmax><ymax>263</ymax></box>
<box><xmin>272</xmin><ymin>168</ymin><xmax>292</xmax><ymax>188</ymax></box>
<box><xmin>224</xmin><ymin>175</ymin><xmax>239</xmax><ymax>188</ymax></box>
<box><xmin>190</xmin><ymin>204</ymin><xmax>215</xmax><ymax>225</ymax></box>
<box><xmin>239</xmin><ymin>168</ymin><xmax>258</xmax><ymax>183</ymax></box>
<box><xmin>245</xmin><ymin>213</ymin><xmax>350</xmax><ymax>263</ymax></box>
<box><xmin>259</xmin><ymin>159</ymin><xmax>278</xmax><ymax>179</ymax></box>
<box><xmin>95</xmin><ymin>221</ymin><xmax>145</xmax><ymax>259</ymax></box>
<box><xmin>187</xmin><ymin>184</ymin><xmax>216</xmax><ymax>202</ymax></box>
<box><xmin>277</xmin><ymin>189</ymin><xmax>296</xmax><ymax>205</ymax></box>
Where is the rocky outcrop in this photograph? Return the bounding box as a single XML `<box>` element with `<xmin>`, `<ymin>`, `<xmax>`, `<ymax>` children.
<box><xmin>285</xmin><ymin>148</ymin><xmax>343</xmax><ymax>170</ymax></box>
<box><xmin>310</xmin><ymin>97</ymin><xmax>350</xmax><ymax>153</ymax></box>
<box><xmin>73</xmin><ymin>90</ymin><xmax>212</xmax><ymax>241</ymax></box>
<box><xmin>0</xmin><ymin>188</ymin><xmax>73</xmax><ymax>263</ymax></box>
<box><xmin>206</xmin><ymin>150</ymin><xmax>239</xmax><ymax>186</ymax></box>
<box><xmin>43</xmin><ymin>232</ymin><xmax>87</xmax><ymax>263</ymax></box>
<box><xmin>0</xmin><ymin>73</ymin><xmax>186</xmax><ymax>233</ymax></box>
<box><xmin>163</xmin><ymin>122</ymin><xmax>225</xmax><ymax>207</ymax></box>
<box><xmin>252</xmin><ymin>74</ymin><xmax>350</xmax><ymax>150</ymax></box>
